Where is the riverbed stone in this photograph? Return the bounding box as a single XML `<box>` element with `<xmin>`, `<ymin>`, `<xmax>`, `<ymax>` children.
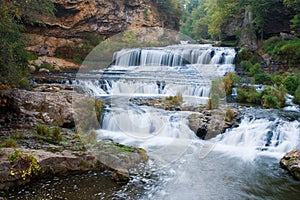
<box><xmin>280</xmin><ymin>150</ymin><xmax>300</xmax><ymax>181</ymax></box>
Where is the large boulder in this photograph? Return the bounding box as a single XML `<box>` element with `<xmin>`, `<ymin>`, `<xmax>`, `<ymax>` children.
<box><xmin>280</xmin><ymin>150</ymin><xmax>300</xmax><ymax>181</ymax></box>
<box><xmin>0</xmin><ymin>148</ymin><xmax>106</xmax><ymax>190</ymax></box>
<box><xmin>0</xmin><ymin>87</ymin><xmax>75</xmax><ymax>129</ymax></box>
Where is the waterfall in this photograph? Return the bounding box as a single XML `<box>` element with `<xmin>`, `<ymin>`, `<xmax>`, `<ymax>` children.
<box><xmin>214</xmin><ymin>110</ymin><xmax>300</xmax><ymax>160</ymax></box>
<box><xmin>112</xmin><ymin>44</ymin><xmax>236</xmax><ymax>67</ymax></box>
<box><xmin>75</xmin><ymin>44</ymin><xmax>237</xmax><ymax>99</ymax></box>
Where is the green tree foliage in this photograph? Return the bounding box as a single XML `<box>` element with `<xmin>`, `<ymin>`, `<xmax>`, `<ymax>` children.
<box><xmin>284</xmin><ymin>0</ymin><xmax>300</xmax><ymax>31</ymax></box>
<box><xmin>0</xmin><ymin>0</ymin><xmax>54</xmax><ymax>87</ymax></box>
<box><xmin>180</xmin><ymin>0</ymin><xmax>296</xmax><ymax>41</ymax></box>
<box><xmin>264</xmin><ymin>36</ymin><xmax>300</xmax><ymax>67</ymax></box>
<box><xmin>181</xmin><ymin>0</ymin><xmax>209</xmax><ymax>39</ymax></box>
<box><xmin>154</xmin><ymin>0</ymin><xmax>182</xmax><ymax>27</ymax></box>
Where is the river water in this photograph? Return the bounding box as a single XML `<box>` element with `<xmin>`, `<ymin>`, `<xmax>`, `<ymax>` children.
<box><xmin>3</xmin><ymin>44</ymin><xmax>300</xmax><ymax>199</ymax></box>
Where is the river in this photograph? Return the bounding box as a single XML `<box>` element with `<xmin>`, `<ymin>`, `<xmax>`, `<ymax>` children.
<box><xmin>3</xmin><ymin>44</ymin><xmax>300</xmax><ymax>199</ymax></box>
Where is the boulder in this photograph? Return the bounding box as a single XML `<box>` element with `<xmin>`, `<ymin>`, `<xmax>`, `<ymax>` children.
<box><xmin>0</xmin><ymin>87</ymin><xmax>75</xmax><ymax>129</ymax></box>
<box><xmin>0</xmin><ymin>148</ymin><xmax>107</xmax><ymax>190</ymax></box>
<box><xmin>280</xmin><ymin>150</ymin><xmax>300</xmax><ymax>181</ymax></box>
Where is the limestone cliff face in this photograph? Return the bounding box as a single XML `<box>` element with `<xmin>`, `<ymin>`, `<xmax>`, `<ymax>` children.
<box><xmin>26</xmin><ymin>0</ymin><xmax>179</xmax><ymax>56</ymax></box>
<box><xmin>28</xmin><ymin>0</ymin><xmax>170</xmax><ymax>38</ymax></box>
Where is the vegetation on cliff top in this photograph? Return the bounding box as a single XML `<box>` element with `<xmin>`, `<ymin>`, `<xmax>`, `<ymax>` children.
<box><xmin>0</xmin><ymin>0</ymin><xmax>54</xmax><ymax>88</ymax></box>
<box><xmin>181</xmin><ymin>0</ymin><xmax>299</xmax><ymax>41</ymax></box>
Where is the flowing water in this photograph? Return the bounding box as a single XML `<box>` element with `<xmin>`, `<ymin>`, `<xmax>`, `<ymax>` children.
<box><xmin>3</xmin><ymin>44</ymin><xmax>300</xmax><ymax>199</ymax></box>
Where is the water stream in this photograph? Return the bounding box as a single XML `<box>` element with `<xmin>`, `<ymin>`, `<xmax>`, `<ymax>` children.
<box><xmin>4</xmin><ymin>44</ymin><xmax>300</xmax><ymax>199</ymax></box>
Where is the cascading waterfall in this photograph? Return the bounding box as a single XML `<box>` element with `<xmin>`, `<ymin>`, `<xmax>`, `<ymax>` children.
<box><xmin>72</xmin><ymin>44</ymin><xmax>300</xmax><ymax>199</ymax></box>
<box><xmin>214</xmin><ymin>112</ymin><xmax>300</xmax><ymax>160</ymax></box>
<box><xmin>112</xmin><ymin>44</ymin><xmax>236</xmax><ymax>67</ymax></box>
<box><xmin>76</xmin><ymin>44</ymin><xmax>236</xmax><ymax>98</ymax></box>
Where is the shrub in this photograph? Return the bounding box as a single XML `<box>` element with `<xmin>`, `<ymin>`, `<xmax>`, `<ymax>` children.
<box><xmin>272</xmin><ymin>74</ymin><xmax>283</xmax><ymax>87</ymax></box>
<box><xmin>262</xmin><ymin>94</ymin><xmax>280</xmax><ymax>109</ymax></box>
<box><xmin>225</xmin><ymin>108</ymin><xmax>234</xmax><ymax>122</ymax></box>
<box><xmin>8</xmin><ymin>149</ymin><xmax>41</xmax><ymax>180</ymax></box>
<box><xmin>262</xmin><ymin>86</ymin><xmax>286</xmax><ymax>108</ymax></box>
<box><xmin>165</xmin><ymin>92</ymin><xmax>183</xmax><ymax>105</ymax></box>
<box><xmin>293</xmin><ymin>85</ymin><xmax>300</xmax><ymax>105</ymax></box>
<box><xmin>35</xmin><ymin>125</ymin><xmax>62</xmax><ymax>143</ymax></box>
<box><xmin>223</xmin><ymin>72</ymin><xmax>240</xmax><ymax>95</ymax></box>
<box><xmin>240</xmin><ymin>60</ymin><xmax>253</xmax><ymax>71</ymax></box>
<box><xmin>283</xmin><ymin>76</ymin><xmax>298</xmax><ymax>95</ymax></box>
<box><xmin>207</xmin><ymin>93</ymin><xmax>220</xmax><ymax>109</ymax></box>
<box><xmin>51</xmin><ymin>126</ymin><xmax>62</xmax><ymax>142</ymax></box>
<box><xmin>236</xmin><ymin>86</ymin><xmax>261</xmax><ymax>105</ymax></box>
<box><xmin>237</xmin><ymin>48</ymin><xmax>253</xmax><ymax>62</ymax></box>
<box><xmin>263</xmin><ymin>36</ymin><xmax>283</xmax><ymax>54</ymax></box>
<box><xmin>36</xmin><ymin>124</ymin><xmax>50</xmax><ymax>136</ymax></box>
<box><xmin>247</xmin><ymin>63</ymin><xmax>262</xmax><ymax>77</ymax></box>
<box><xmin>254</xmin><ymin>73</ymin><xmax>273</xmax><ymax>85</ymax></box>
<box><xmin>2</xmin><ymin>138</ymin><xmax>18</xmax><ymax>148</ymax></box>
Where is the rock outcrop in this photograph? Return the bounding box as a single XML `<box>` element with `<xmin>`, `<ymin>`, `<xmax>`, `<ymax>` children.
<box><xmin>0</xmin><ymin>141</ymin><xmax>148</xmax><ymax>190</ymax></box>
<box><xmin>221</xmin><ymin>1</ymin><xmax>296</xmax><ymax>48</ymax></box>
<box><xmin>280</xmin><ymin>150</ymin><xmax>300</xmax><ymax>181</ymax></box>
<box><xmin>26</xmin><ymin>0</ymin><xmax>179</xmax><ymax>57</ymax></box>
<box><xmin>0</xmin><ymin>86</ymin><xmax>75</xmax><ymax>130</ymax></box>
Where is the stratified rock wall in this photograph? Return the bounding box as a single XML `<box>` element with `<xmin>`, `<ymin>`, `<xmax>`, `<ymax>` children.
<box><xmin>25</xmin><ymin>0</ymin><xmax>179</xmax><ymax>56</ymax></box>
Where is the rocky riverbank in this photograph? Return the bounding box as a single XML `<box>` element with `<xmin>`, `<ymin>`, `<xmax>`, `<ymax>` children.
<box><xmin>0</xmin><ymin>85</ymin><xmax>148</xmax><ymax>190</ymax></box>
<box><xmin>280</xmin><ymin>150</ymin><xmax>300</xmax><ymax>181</ymax></box>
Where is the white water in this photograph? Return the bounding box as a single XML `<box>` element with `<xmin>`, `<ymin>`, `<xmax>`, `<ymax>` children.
<box><xmin>74</xmin><ymin>44</ymin><xmax>300</xmax><ymax>199</ymax></box>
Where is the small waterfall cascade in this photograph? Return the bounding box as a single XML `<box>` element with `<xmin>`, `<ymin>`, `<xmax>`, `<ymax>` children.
<box><xmin>76</xmin><ymin>44</ymin><xmax>236</xmax><ymax>99</ymax></box>
<box><xmin>112</xmin><ymin>44</ymin><xmax>236</xmax><ymax>67</ymax></box>
<box><xmin>214</xmin><ymin>109</ymin><xmax>300</xmax><ymax>160</ymax></box>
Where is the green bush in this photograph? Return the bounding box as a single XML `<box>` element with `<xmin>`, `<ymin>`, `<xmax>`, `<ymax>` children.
<box><xmin>283</xmin><ymin>76</ymin><xmax>298</xmax><ymax>95</ymax></box>
<box><xmin>272</xmin><ymin>74</ymin><xmax>283</xmax><ymax>87</ymax></box>
<box><xmin>264</xmin><ymin>37</ymin><xmax>300</xmax><ymax>67</ymax></box>
<box><xmin>35</xmin><ymin>125</ymin><xmax>62</xmax><ymax>143</ymax></box>
<box><xmin>223</xmin><ymin>72</ymin><xmax>241</xmax><ymax>95</ymax></box>
<box><xmin>262</xmin><ymin>86</ymin><xmax>286</xmax><ymax>108</ymax></box>
<box><xmin>240</xmin><ymin>60</ymin><xmax>253</xmax><ymax>71</ymax></box>
<box><xmin>254</xmin><ymin>73</ymin><xmax>273</xmax><ymax>85</ymax></box>
<box><xmin>262</xmin><ymin>94</ymin><xmax>281</xmax><ymax>109</ymax></box>
<box><xmin>263</xmin><ymin>36</ymin><xmax>283</xmax><ymax>54</ymax></box>
<box><xmin>293</xmin><ymin>85</ymin><xmax>300</xmax><ymax>105</ymax></box>
<box><xmin>247</xmin><ymin>63</ymin><xmax>262</xmax><ymax>77</ymax></box>
<box><xmin>51</xmin><ymin>126</ymin><xmax>62</xmax><ymax>142</ymax></box>
<box><xmin>236</xmin><ymin>86</ymin><xmax>261</xmax><ymax>105</ymax></box>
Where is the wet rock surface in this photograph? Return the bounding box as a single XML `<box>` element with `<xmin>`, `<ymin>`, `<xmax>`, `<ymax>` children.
<box><xmin>0</xmin><ymin>86</ymin><xmax>148</xmax><ymax>190</ymax></box>
<box><xmin>130</xmin><ymin>97</ymin><xmax>242</xmax><ymax>139</ymax></box>
<box><xmin>280</xmin><ymin>150</ymin><xmax>300</xmax><ymax>181</ymax></box>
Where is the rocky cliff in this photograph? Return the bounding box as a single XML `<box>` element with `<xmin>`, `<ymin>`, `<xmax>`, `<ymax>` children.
<box><xmin>220</xmin><ymin>1</ymin><xmax>296</xmax><ymax>49</ymax></box>
<box><xmin>26</xmin><ymin>0</ymin><xmax>179</xmax><ymax>57</ymax></box>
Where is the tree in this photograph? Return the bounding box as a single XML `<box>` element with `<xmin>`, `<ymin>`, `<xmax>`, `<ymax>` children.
<box><xmin>0</xmin><ymin>0</ymin><xmax>54</xmax><ymax>87</ymax></box>
<box><xmin>284</xmin><ymin>0</ymin><xmax>300</xmax><ymax>32</ymax></box>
